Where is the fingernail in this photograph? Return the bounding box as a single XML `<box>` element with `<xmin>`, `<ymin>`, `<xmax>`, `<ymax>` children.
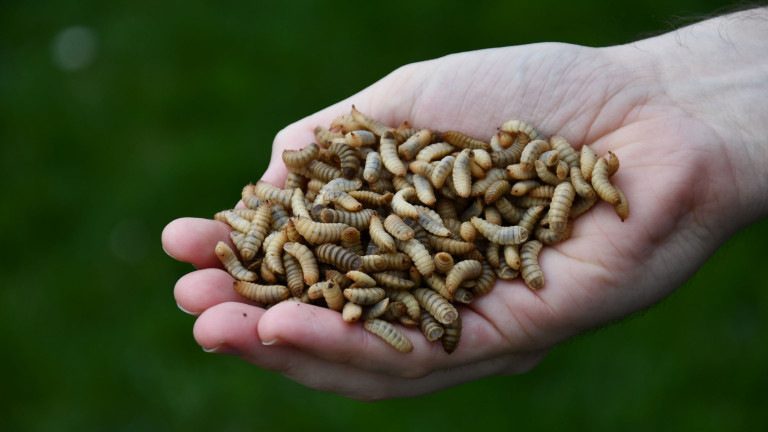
<box><xmin>177</xmin><ymin>302</ymin><xmax>199</xmax><ymax>316</ymax></box>
<box><xmin>261</xmin><ymin>338</ymin><xmax>280</xmax><ymax>346</ymax></box>
<box><xmin>203</xmin><ymin>344</ymin><xmax>223</xmax><ymax>353</ymax></box>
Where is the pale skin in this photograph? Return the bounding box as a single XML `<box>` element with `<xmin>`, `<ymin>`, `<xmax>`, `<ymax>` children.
<box><xmin>162</xmin><ymin>8</ymin><xmax>768</xmax><ymax>400</ymax></box>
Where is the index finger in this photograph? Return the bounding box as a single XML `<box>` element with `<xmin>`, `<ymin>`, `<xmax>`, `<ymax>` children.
<box><xmin>162</xmin><ymin>217</ymin><xmax>233</xmax><ymax>269</ymax></box>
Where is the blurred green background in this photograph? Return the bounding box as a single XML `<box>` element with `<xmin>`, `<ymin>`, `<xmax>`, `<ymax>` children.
<box><xmin>2</xmin><ymin>0</ymin><xmax>766</xmax><ymax>430</ymax></box>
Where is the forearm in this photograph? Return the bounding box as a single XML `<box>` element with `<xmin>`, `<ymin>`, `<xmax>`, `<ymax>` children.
<box><xmin>622</xmin><ymin>7</ymin><xmax>768</xmax><ymax>225</ymax></box>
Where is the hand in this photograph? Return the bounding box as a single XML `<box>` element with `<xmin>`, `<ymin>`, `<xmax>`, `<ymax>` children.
<box><xmin>162</xmin><ymin>9</ymin><xmax>768</xmax><ymax>400</ymax></box>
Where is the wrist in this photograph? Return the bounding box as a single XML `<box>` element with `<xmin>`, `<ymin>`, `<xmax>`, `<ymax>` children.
<box><xmin>621</xmin><ymin>7</ymin><xmax>768</xmax><ymax>224</ymax></box>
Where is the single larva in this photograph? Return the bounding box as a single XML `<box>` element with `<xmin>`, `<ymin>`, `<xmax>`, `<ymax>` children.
<box><xmin>292</xmin><ymin>217</ymin><xmax>349</xmax><ymax>244</ymax></box>
<box><xmin>430</xmin><ymin>155</ymin><xmax>456</xmax><ymax>189</ymax></box>
<box><xmin>320</xmin><ymin>208</ymin><xmax>374</xmax><ymax>230</ymax></box>
<box><xmin>372</xmin><ymin>272</ymin><xmax>416</xmax><ymax>290</ymax></box>
<box><xmin>368</xmin><ymin>213</ymin><xmax>397</xmax><ymax>252</ymax></box>
<box><xmin>445</xmin><ymin>259</ymin><xmax>483</xmax><ymax>294</ymax></box>
<box><xmin>345</xmin><ymin>270</ymin><xmax>377</xmax><ymax>287</ymax></box>
<box><xmin>343</xmin><ymin>287</ymin><xmax>386</xmax><ymax>305</ymax></box>
<box><xmin>416</xmin><ymin>142</ymin><xmax>454</xmax><ymax>162</ymax></box>
<box><xmin>433</xmin><ymin>251</ymin><xmax>455</xmax><ymax>274</ymax></box>
<box><xmin>361</xmin><ymin>254</ymin><xmax>388</xmax><ymax>273</ymax></box>
<box><xmin>379</xmin><ymin>130</ymin><xmax>407</xmax><ymax>177</ymax></box>
<box><xmin>413</xmin><ymin>287</ymin><xmax>458</xmax><ymax>325</ymax></box>
<box><xmin>254</xmin><ymin>180</ymin><xmax>294</xmax><ymax>208</ymax></box>
<box><xmin>395</xmin><ymin>238</ymin><xmax>435</xmax><ymax>276</ymax></box>
<box><xmin>613</xmin><ymin>184</ymin><xmax>629</xmax><ymax>221</ymax></box>
<box><xmin>416</xmin><ymin>208</ymin><xmax>451</xmax><ymax>237</ymax></box>
<box><xmin>363</xmin><ymin>151</ymin><xmax>382</xmax><ymax>183</ymax></box>
<box><xmin>281</xmin><ymin>251</ymin><xmax>304</xmax><ymax>297</ymax></box>
<box><xmin>503</xmin><ymin>244</ymin><xmax>521</xmax><ymax>270</ymax></box>
<box><xmin>241</xmin><ymin>183</ymin><xmax>264</xmax><ymax>210</ymax></box>
<box><xmin>520</xmin><ymin>139</ymin><xmax>552</xmax><ymax>172</ymax></box>
<box><xmin>452</xmin><ymin>149</ymin><xmax>473</xmax><ymax>198</ymax></box>
<box><xmin>412</xmin><ymin>174</ymin><xmax>436</xmax><ymax>206</ymax></box>
<box><xmin>361</xmin><ymin>297</ymin><xmax>390</xmax><ymax>321</ymax></box>
<box><xmin>427</xmin><ymin>234</ymin><xmax>477</xmax><ymax>255</ymax></box>
<box><xmin>328</xmin><ymin>141</ymin><xmax>361</xmax><ymax>179</ymax></box>
<box><xmin>418</xmin><ymin>310</ymin><xmax>445</xmax><ymax>342</ymax></box>
<box><xmin>520</xmin><ymin>240</ymin><xmax>545</xmax><ymax>290</ymax></box>
<box><xmin>498</xmin><ymin>119</ymin><xmax>542</xmax><ymax>144</ymax></box>
<box><xmin>283</xmin><ymin>242</ymin><xmax>320</xmax><ymax>286</ymax></box>
<box><xmin>282</xmin><ymin>142</ymin><xmax>320</xmax><ymax>168</ymax></box>
<box><xmin>441</xmin><ymin>130</ymin><xmax>491</xmax><ymax>151</ymax></box>
<box><xmin>580</xmin><ymin>144</ymin><xmax>598</xmax><ymax>181</ymax></box>
<box><xmin>459</xmin><ymin>221</ymin><xmax>477</xmax><ymax>243</ymax></box>
<box><xmin>441</xmin><ymin>313</ymin><xmax>462</xmax><ymax>354</ymax></box>
<box><xmin>233</xmin><ymin>281</ymin><xmax>290</xmax><ymax>304</ymax></box>
<box><xmin>319</xmin><ymin>281</ymin><xmax>345</xmax><ymax>311</ymax></box>
<box><xmin>484</xmin><ymin>179</ymin><xmax>511</xmax><ymax>204</ymax></box>
<box><xmin>363</xmin><ymin>319</ymin><xmax>413</xmax><ymax>353</ymax></box>
<box><xmin>314</xmin><ymin>125</ymin><xmax>343</xmax><ymax>147</ymax></box>
<box><xmin>506</xmin><ymin>163</ymin><xmax>538</xmax><ymax>180</ymax></box>
<box><xmin>342</xmin><ymin>301</ymin><xmax>363</xmax><ymax>323</ymax></box>
<box><xmin>350</xmin><ymin>105</ymin><xmax>393</xmax><ymax>137</ymax></box>
<box><xmin>384</xmin><ymin>213</ymin><xmax>414</xmax><ymax>241</ymax></box>
<box><xmin>398</xmin><ymin>129</ymin><xmax>433</xmax><ymax>161</ymax></box>
<box><xmin>306</xmin><ymin>160</ymin><xmax>343</xmax><ymax>182</ymax></box>
<box><xmin>470</xmin><ymin>216</ymin><xmax>528</xmax><ymax>245</ymax></box>
<box><xmin>535</xmin><ymin>160</ymin><xmax>564</xmax><ymax>185</ymax></box>
<box><xmin>222</xmin><ymin>210</ymin><xmax>252</xmax><ymax>234</ymax></box>
<box><xmin>549</xmin><ymin>135</ymin><xmax>579</xmax><ymax>168</ymax></box>
<box><xmin>570</xmin><ymin>165</ymin><xmax>596</xmax><ymax>199</ymax></box>
<box><xmin>591</xmin><ymin>156</ymin><xmax>621</xmax><ymax>205</ymax></box>
<box><xmin>240</xmin><ymin>201</ymin><xmax>272</xmax><ymax>261</ymax></box>
<box><xmin>265</xmin><ymin>230</ymin><xmax>288</xmax><ymax>274</ymax></box>
<box><xmin>548</xmin><ymin>182</ymin><xmax>576</xmax><ymax>233</ymax></box>
<box><xmin>214</xmin><ymin>241</ymin><xmax>257</xmax><ymax>282</ymax></box>
<box><xmin>316</xmin><ymin>243</ymin><xmax>363</xmax><ymax>272</ymax></box>
<box><xmin>340</xmin><ymin>226</ymin><xmax>364</xmax><ymax>256</ymax></box>
<box><xmin>391</xmin><ymin>187</ymin><xmax>420</xmax><ymax>219</ymax></box>
<box><xmin>472</xmin><ymin>261</ymin><xmax>496</xmax><ymax>296</ymax></box>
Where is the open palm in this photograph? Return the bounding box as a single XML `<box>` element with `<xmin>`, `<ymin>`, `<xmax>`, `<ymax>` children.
<box><xmin>163</xmin><ymin>38</ymin><xmax>753</xmax><ymax>399</ymax></box>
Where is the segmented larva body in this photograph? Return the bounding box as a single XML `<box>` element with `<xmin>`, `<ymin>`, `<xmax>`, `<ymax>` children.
<box><xmin>503</xmin><ymin>244</ymin><xmax>521</xmax><ymax>270</ymax></box>
<box><xmin>316</xmin><ymin>243</ymin><xmax>363</xmax><ymax>272</ymax></box>
<box><xmin>472</xmin><ymin>261</ymin><xmax>496</xmax><ymax>296</ymax></box>
<box><xmin>431</xmin><ymin>155</ymin><xmax>455</xmax><ymax>188</ymax></box>
<box><xmin>320</xmin><ymin>208</ymin><xmax>374</xmax><ymax>230</ymax></box>
<box><xmin>265</xmin><ymin>230</ymin><xmax>288</xmax><ymax>274</ymax></box>
<box><xmin>214</xmin><ymin>241</ymin><xmax>257</xmax><ymax>282</ymax></box>
<box><xmin>384</xmin><ymin>213</ymin><xmax>414</xmax><ymax>241</ymax></box>
<box><xmin>372</xmin><ymin>272</ymin><xmax>416</xmax><ymax>290</ymax></box>
<box><xmin>283</xmin><ymin>242</ymin><xmax>319</xmax><ymax>286</ymax></box>
<box><xmin>459</xmin><ymin>221</ymin><xmax>477</xmax><ymax>243</ymax></box>
<box><xmin>412</xmin><ymin>174</ymin><xmax>436</xmax><ymax>206</ymax></box>
<box><xmin>376</xmin><ymin>252</ymin><xmax>412</xmax><ymax>271</ymax></box>
<box><xmin>364</xmin><ymin>319</ymin><xmax>413</xmax><ymax>353</ymax></box>
<box><xmin>292</xmin><ymin>217</ymin><xmax>349</xmax><ymax>244</ymax></box>
<box><xmin>570</xmin><ymin>166</ymin><xmax>596</xmax><ymax>199</ymax></box>
<box><xmin>413</xmin><ymin>288</ymin><xmax>458</xmax><ymax>325</ymax></box>
<box><xmin>520</xmin><ymin>240</ymin><xmax>544</xmax><ymax>290</ymax></box>
<box><xmin>441</xmin><ymin>130</ymin><xmax>491</xmax><ymax>151</ymax></box>
<box><xmin>342</xmin><ymin>301</ymin><xmax>363</xmax><ymax>323</ymax></box>
<box><xmin>538</xmin><ymin>149</ymin><xmax>560</xmax><ymax>167</ymax></box>
<box><xmin>363</xmin><ymin>151</ymin><xmax>382</xmax><ymax>183</ymax></box>
<box><xmin>613</xmin><ymin>184</ymin><xmax>629</xmax><ymax>221</ymax></box>
<box><xmin>580</xmin><ymin>144</ymin><xmax>598</xmax><ymax>181</ymax></box>
<box><xmin>395</xmin><ymin>238</ymin><xmax>435</xmax><ymax>276</ymax></box>
<box><xmin>361</xmin><ymin>254</ymin><xmax>388</xmax><ymax>273</ymax></box>
<box><xmin>591</xmin><ymin>157</ymin><xmax>621</xmax><ymax>205</ymax></box>
<box><xmin>445</xmin><ymin>259</ymin><xmax>483</xmax><ymax>294</ymax></box>
<box><xmin>416</xmin><ymin>209</ymin><xmax>451</xmax><ymax>237</ymax></box>
<box><xmin>418</xmin><ymin>310</ymin><xmax>445</xmax><ymax>342</ymax></box>
<box><xmin>452</xmin><ymin>149</ymin><xmax>474</xmax><ymax>198</ymax></box>
<box><xmin>416</xmin><ymin>142</ymin><xmax>454</xmax><ymax>162</ymax></box>
<box><xmin>427</xmin><ymin>235</ymin><xmax>476</xmax><ymax>255</ymax></box>
<box><xmin>343</xmin><ymin>287</ymin><xmax>386</xmax><ymax>305</ymax></box>
<box><xmin>391</xmin><ymin>187</ymin><xmax>420</xmax><ymax>219</ymax></box>
<box><xmin>328</xmin><ymin>141</ymin><xmax>360</xmax><ymax>179</ymax></box>
<box><xmin>340</xmin><ymin>226</ymin><xmax>364</xmax><ymax>256</ymax></box>
<box><xmin>347</xmin><ymin>190</ymin><xmax>393</xmax><ymax>209</ymax></box>
<box><xmin>535</xmin><ymin>219</ymin><xmax>573</xmax><ymax>245</ymax></box>
<box><xmin>361</xmin><ymin>297</ymin><xmax>390</xmax><ymax>320</ymax></box>
<box><xmin>484</xmin><ymin>179</ymin><xmax>511</xmax><ymax>204</ymax></box>
<box><xmin>345</xmin><ymin>270</ymin><xmax>376</xmax><ymax>287</ymax></box>
<box><xmin>366</xmin><ymin>213</ymin><xmax>396</xmax><ymax>253</ymax></box>
<box><xmin>441</xmin><ymin>313</ymin><xmax>462</xmax><ymax>354</ymax></box>
<box><xmin>314</xmin><ymin>125</ymin><xmax>343</xmax><ymax>147</ymax></box>
<box><xmin>345</xmin><ymin>129</ymin><xmax>377</xmax><ymax>147</ymax></box>
<box><xmin>433</xmin><ymin>251</ymin><xmax>455</xmax><ymax>274</ymax></box>
<box><xmin>549</xmin><ymin>135</ymin><xmax>579</xmax><ymax>168</ymax></box>
<box><xmin>282</xmin><ymin>142</ymin><xmax>320</xmax><ymax>168</ymax></box>
<box><xmin>321</xmin><ymin>281</ymin><xmax>345</xmax><ymax>311</ymax></box>
<box><xmin>470</xmin><ymin>216</ymin><xmax>528</xmax><ymax>245</ymax></box>
<box><xmin>472</xmin><ymin>149</ymin><xmax>493</xmax><ymax>170</ymax></box>
<box><xmin>233</xmin><ymin>281</ymin><xmax>290</xmax><ymax>304</ymax></box>
<box><xmin>498</xmin><ymin>119</ymin><xmax>542</xmax><ymax>144</ymax></box>
<box><xmin>398</xmin><ymin>129</ymin><xmax>433</xmax><ymax>161</ymax></box>
<box><xmin>548</xmin><ymin>182</ymin><xmax>576</xmax><ymax>233</ymax></box>
<box><xmin>495</xmin><ymin>197</ymin><xmax>525</xmax><ymax>224</ymax></box>
<box><xmin>535</xmin><ymin>160</ymin><xmax>564</xmax><ymax>185</ymax></box>
<box><xmin>306</xmin><ymin>160</ymin><xmax>342</xmax><ymax>182</ymax></box>
<box><xmin>350</xmin><ymin>105</ymin><xmax>393</xmax><ymax>137</ymax></box>
<box><xmin>240</xmin><ymin>202</ymin><xmax>272</xmax><ymax>261</ymax></box>
<box><xmin>254</xmin><ymin>180</ymin><xmax>293</xmax><ymax>208</ymax></box>
<box><xmin>517</xmin><ymin>205</ymin><xmax>546</xmax><ymax>234</ymax></box>
<box><xmin>241</xmin><ymin>183</ymin><xmax>264</xmax><ymax>210</ymax></box>
<box><xmin>379</xmin><ymin>130</ymin><xmax>407</xmax><ymax>177</ymax></box>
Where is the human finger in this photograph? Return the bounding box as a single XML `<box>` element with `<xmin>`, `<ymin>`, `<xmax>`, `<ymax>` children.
<box><xmin>174</xmin><ymin>268</ymin><xmax>258</xmax><ymax>316</ymax></box>
<box><xmin>161</xmin><ymin>217</ymin><xmax>233</xmax><ymax>268</ymax></box>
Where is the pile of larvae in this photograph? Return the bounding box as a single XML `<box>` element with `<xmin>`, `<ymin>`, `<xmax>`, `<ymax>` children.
<box><xmin>213</xmin><ymin>106</ymin><xmax>628</xmax><ymax>354</ymax></box>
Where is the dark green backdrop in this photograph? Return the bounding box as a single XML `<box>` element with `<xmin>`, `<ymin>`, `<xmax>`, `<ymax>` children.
<box><xmin>2</xmin><ymin>0</ymin><xmax>766</xmax><ymax>430</ymax></box>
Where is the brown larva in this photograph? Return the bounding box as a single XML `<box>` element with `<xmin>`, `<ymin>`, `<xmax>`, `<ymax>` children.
<box><xmin>427</xmin><ymin>234</ymin><xmax>477</xmax><ymax>255</ymax></box>
<box><xmin>413</xmin><ymin>287</ymin><xmax>458</xmax><ymax>325</ymax></box>
<box><xmin>328</xmin><ymin>141</ymin><xmax>361</xmax><ymax>179</ymax></box>
<box><xmin>548</xmin><ymin>182</ymin><xmax>576</xmax><ymax>233</ymax></box>
<box><xmin>459</xmin><ymin>221</ymin><xmax>477</xmax><ymax>243</ymax></box>
<box><xmin>433</xmin><ymin>251</ymin><xmax>455</xmax><ymax>274</ymax></box>
<box><xmin>360</xmin><ymin>298</ymin><xmax>390</xmax><ymax>321</ymax></box>
<box><xmin>418</xmin><ymin>310</ymin><xmax>445</xmax><ymax>342</ymax></box>
<box><xmin>445</xmin><ymin>259</ymin><xmax>483</xmax><ymax>295</ymax></box>
<box><xmin>342</xmin><ymin>301</ymin><xmax>363</xmax><ymax>323</ymax></box>
<box><xmin>498</xmin><ymin>119</ymin><xmax>542</xmax><ymax>144</ymax></box>
<box><xmin>321</xmin><ymin>281</ymin><xmax>345</xmax><ymax>311</ymax></box>
<box><xmin>398</xmin><ymin>129</ymin><xmax>433</xmax><ymax>161</ymax></box>
<box><xmin>264</xmin><ymin>230</ymin><xmax>288</xmax><ymax>274</ymax></box>
<box><xmin>379</xmin><ymin>130</ymin><xmax>407</xmax><ymax>177</ymax></box>
<box><xmin>591</xmin><ymin>156</ymin><xmax>621</xmax><ymax>205</ymax></box>
<box><xmin>368</xmin><ymin>213</ymin><xmax>397</xmax><ymax>253</ymax></box>
<box><xmin>361</xmin><ymin>254</ymin><xmax>388</xmax><ymax>273</ymax></box>
<box><xmin>395</xmin><ymin>238</ymin><xmax>435</xmax><ymax>276</ymax></box>
<box><xmin>535</xmin><ymin>160</ymin><xmax>564</xmax><ymax>185</ymax></box>
<box><xmin>214</xmin><ymin>241</ymin><xmax>257</xmax><ymax>282</ymax></box>
<box><xmin>441</xmin><ymin>130</ymin><xmax>491</xmax><ymax>151</ymax></box>
<box><xmin>452</xmin><ymin>148</ymin><xmax>474</xmax><ymax>198</ymax></box>
<box><xmin>472</xmin><ymin>261</ymin><xmax>496</xmax><ymax>296</ymax></box>
<box><xmin>384</xmin><ymin>213</ymin><xmax>415</xmax><ymax>241</ymax></box>
<box><xmin>282</xmin><ymin>142</ymin><xmax>320</xmax><ymax>168</ymax></box>
<box><xmin>363</xmin><ymin>151</ymin><xmax>382</xmax><ymax>183</ymax></box>
<box><xmin>363</xmin><ymin>319</ymin><xmax>413</xmax><ymax>353</ymax></box>
<box><xmin>345</xmin><ymin>270</ymin><xmax>377</xmax><ymax>287</ymax></box>
<box><xmin>372</xmin><ymin>272</ymin><xmax>417</xmax><ymax>290</ymax></box>
<box><xmin>253</xmin><ymin>180</ymin><xmax>294</xmax><ymax>208</ymax></box>
<box><xmin>412</xmin><ymin>174</ymin><xmax>436</xmax><ymax>206</ymax></box>
<box><xmin>520</xmin><ymin>240</ymin><xmax>545</xmax><ymax>290</ymax></box>
<box><xmin>343</xmin><ymin>287</ymin><xmax>386</xmax><ymax>305</ymax></box>
<box><xmin>415</xmin><ymin>142</ymin><xmax>454</xmax><ymax>162</ymax></box>
<box><xmin>306</xmin><ymin>160</ymin><xmax>343</xmax><ymax>183</ymax></box>
<box><xmin>520</xmin><ymin>139</ymin><xmax>552</xmax><ymax>172</ymax></box>
<box><xmin>580</xmin><ymin>144</ymin><xmax>598</xmax><ymax>181</ymax></box>
<box><xmin>549</xmin><ymin>135</ymin><xmax>580</xmax><ymax>168</ymax></box>
<box><xmin>233</xmin><ymin>281</ymin><xmax>290</xmax><ymax>304</ymax></box>
<box><xmin>347</xmin><ymin>190</ymin><xmax>394</xmax><ymax>208</ymax></box>
<box><xmin>345</xmin><ymin>129</ymin><xmax>377</xmax><ymax>147</ymax></box>
<box><xmin>314</xmin><ymin>125</ymin><xmax>343</xmax><ymax>147</ymax></box>
<box><xmin>320</xmin><ymin>208</ymin><xmax>374</xmax><ymax>230</ymax></box>
<box><xmin>350</xmin><ymin>105</ymin><xmax>393</xmax><ymax>137</ymax></box>
<box><xmin>283</xmin><ymin>242</ymin><xmax>319</xmax><ymax>286</ymax></box>
<box><xmin>470</xmin><ymin>216</ymin><xmax>528</xmax><ymax>245</ymax></box>
<box><xmin>506</xmin><ymin>163</ymin><xmax>538</xmax><ymax>180</ymax></box>
<box><xmin>484</xmin><ymin>179</ymin><xmax>512</xmax><ymax>204</ymax></box>
<box><xmin>391</xmin><ymin>187</ymin><xmax>420</xmax><ymax>219</ymax></box>
<box><xmin>570</xmin><ymin>165</ymin><xmax>596</xmax><ymax>199</ymax></box>
<box><xmin>316</xmin><ymin>243</ymin><xmax>363</xmax><ymax>272</ymax></box>
<box><xmin>240</xmin><ymin>202</ymin><xmax>272</xmax><ymax>261</ymax></box>
<box><xmin>241</xmin><ymin>183</ymin><xmax>264</xmax><ymax>210</ymax></box>
<box><xmin>430</xmin><ymin>154</ymin><xmax>456</xmax><ymax>189</ymax></box>
<box><xmin>340</xmin><ymin>226</ymin><xmax>364</xmax><ymax>256</ymax></box>
<box><xmin>292</xmin><ymin>217</ymin><xmax>349</xmax><ymax>244</ymax></box>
